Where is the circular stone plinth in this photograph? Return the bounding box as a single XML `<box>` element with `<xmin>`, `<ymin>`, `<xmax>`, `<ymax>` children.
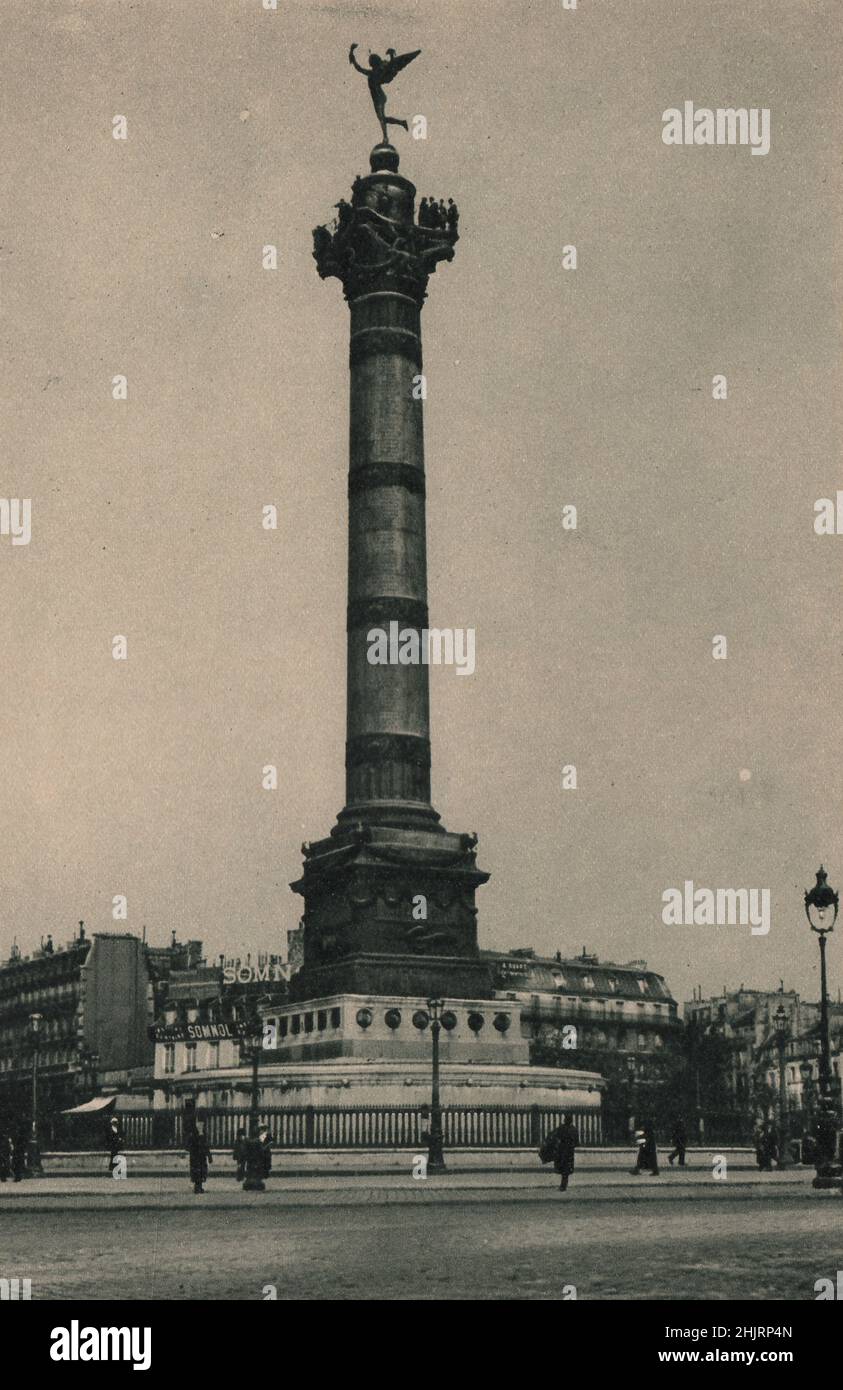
<box><xmin>235</xmin><ymin>1061</ymin><xmax>604</xmax><ymax>1110</ymax></box>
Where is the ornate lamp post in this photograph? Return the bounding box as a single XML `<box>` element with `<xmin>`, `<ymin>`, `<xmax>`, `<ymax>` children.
<box><xmin>79</xmin><ymin>1048</ymin><xmax>99</xmax><ymax>1098</ymax></box>
<box><xmin>800</xmin><ymin>1059</ymin><xmax>815</xmax><ymax>1157</ymax></box>
<box><xmin>241</xmin><ymin>1014</ymin><xmax>266</xmax><ymax>1191</ymax></box>
<box><xmin>804</xmin><ymin>866</ymin><xmax>840</xmax><ymax>1181</ymax></box>
<box><xmin>773</xmin><ymin>1003</ymin><xmax>789</xmax><ymax>1169</ymax></box>
<box><xmin>26</xmin><ymin>1012</ymin><xmax>44</xmax><ymax>1177</ymax></box>
<box><xmin>626</xmin><ymin>1053</ymin><xmax>637</xmax><ymax>1140</ymax></box>
<box><xmin>414</xmin><ymin>1000</ymin><xmax>446</xmax><ymax>1172</ymax></box>
<box><xmin>426</xmin><ymin>998</ymin><xmax>446</xmax><ymax>1173</ymax></box>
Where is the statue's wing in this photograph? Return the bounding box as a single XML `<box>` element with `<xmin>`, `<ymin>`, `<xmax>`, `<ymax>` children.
<box><xmin>381</xmin><ymin>48</ymin><xmax>421</xmax><ymax>83</ymax></box>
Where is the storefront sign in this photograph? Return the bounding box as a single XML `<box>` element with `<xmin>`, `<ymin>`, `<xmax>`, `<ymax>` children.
<box><xmin>222</xmin><ymin>964</ymin><xmax>286</xmax><ymax>984</ymax></box>
<box><xmin>148</xmin><ymin>1021</ymin><xmax>249</xmax><ymax>1043</ymax></box>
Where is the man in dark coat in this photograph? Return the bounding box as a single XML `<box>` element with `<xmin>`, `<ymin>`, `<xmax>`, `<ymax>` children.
<box><xmin>668</xmin><ymin>1116</ymin><xmax>687</xmax><ymax>1167</ymax></box>
<box><xmin>633</xmin><ymin>1120</ymin><xmax>660</xmax><ymax>1175</ymax></box>
<box><xmin>755</xmin><ymin>1121</ymin><xmax>778</xmax><ymax>1172</ymax></box>
<box><xmin>232</xmin><ymin>1126</ymin><xmax>248</xmax><ymax>1182</ymax></box>
<box><xmin>258</xmin><ymin>1125</ymin><xmax>273</xmax><ymax>1179</ymax></box>
<box><xmin>187</xmin><ymin>1121</ymin><xmax>212</xmax><ymax>1194</ymax></box>
<box><xmin>549</xmin><ymin>1113</ymin><xmax>579</xmax><ymax>1191</ymax></box>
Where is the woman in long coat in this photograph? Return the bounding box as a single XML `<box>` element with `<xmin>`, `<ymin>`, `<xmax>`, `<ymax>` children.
<box><xmin>107</xmin><ymin>1117</ymin><xmax>125</xmax><ymax>1177</ymax></box>
<box><xmin>553</xmin><ymin>1113</ymin><xmax>579</xmax><ymax>1191</ymax></box>
<box><xmin>187</xmin><ymin>1121</ymin><xmax>212</xmax><ymax>1194</ymax></box>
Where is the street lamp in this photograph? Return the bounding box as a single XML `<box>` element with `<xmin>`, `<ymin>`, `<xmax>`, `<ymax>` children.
<box><xmin>773</xmin><ymin>1003</ymin><xmax>789</xmax><ymax>1169</ymax></box>
<box><xmin>804</xmin><ymin>866</ymin><xmax>840</xmax><ymax>1180</ymax></box>
<box><xmin>800</xmin><ymin>1060</ymin><xmax>815</xmax><ymax>1157</ymax></box>
<box><xmin>418</xmin><ymin>999</ymin><xmax>446</xmax><ymax>1173</ymax></box>
<box><xmin>626</xmin><ymin>1053</ymin><xmax>637</xmax><ymax>1140</ymax></box>
<box><xmin>26</xmin><ymin>1012</ymin><xmax>44</xmax><ymax>1177</ymax></box>
<box><xmin>79</xmin><ymin>1048</ymin><xmax>99</xmax><ymax>1098</ymax></box>
<box><xmin>240</xmin><ymin>1013</ymin><xmax>266</xmax><ymax>1191</ymax></box>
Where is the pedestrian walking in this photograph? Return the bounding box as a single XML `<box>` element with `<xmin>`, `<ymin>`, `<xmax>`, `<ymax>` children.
<box><xmin>632</xmin><ymin>1120</ymin><xmax>660</xmax><ymax>1175</ymax></box>
<box><xmin>232</xmin><ymin>1126</ymin><xmax>248</xmax><ymax>1182</ymax></box>
<box><xmin>667</xmin><ymin>1116</ymin><xmax>687</xmax><ymax>1167</ymax></box>
<box><xmin>107</xmin><ymin>1116</ymin><xmax>126</xmax><ymax>1177</ymax></box>
<box><xmin>258</xmin><ymin>1124</ymin><xmax>273</xmax><ymax>1180</ymax></box>
<box><xmin>187</xmin><ymin>1120</ymin><xmax>212</xmax><ymax>1194</ymax></box>
<box><xmin>538</xmin><ymin>1113</ymin><xmax>579</xmax><ymax>1191</ymax></box>
<box><xmin>755</xmin><ymin>1120</ymin><xmax>779</xmax><ymax>1171</ymax></box>
<box><xmin>552</xmin><ymin>1113</ymin><xmax>579</xmax><ymax>1192</ymax></box>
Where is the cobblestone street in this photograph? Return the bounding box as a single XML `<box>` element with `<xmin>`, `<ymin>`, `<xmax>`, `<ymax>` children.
<box><xmin>3</xmin><ymin>1171</ymin><xmax>840</xmax><ymax>1300</ymax></box>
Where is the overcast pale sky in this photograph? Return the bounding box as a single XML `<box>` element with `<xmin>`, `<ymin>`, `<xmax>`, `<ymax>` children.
<box><xmin>1</xmin><ymin>0</ymin><xmax>841</xmax><ymax>1009</ymax></box>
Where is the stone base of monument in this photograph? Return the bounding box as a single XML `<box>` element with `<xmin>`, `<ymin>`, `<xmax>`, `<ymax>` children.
<box><xmin>248</xmin><ymin>1060</ymin><xmax>602</xmax><ymax>1111</ymax></box>
<box><xmin>255</xmin><ymin>993</ymin><xmax>603</xmax><ymax>1110</ymax></box>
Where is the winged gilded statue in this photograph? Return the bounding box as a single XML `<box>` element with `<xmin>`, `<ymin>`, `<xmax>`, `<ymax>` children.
<box><xmin>348</xmin><ymin>44</ymin><xmax>421</xmax><ymax>144</ymax></box>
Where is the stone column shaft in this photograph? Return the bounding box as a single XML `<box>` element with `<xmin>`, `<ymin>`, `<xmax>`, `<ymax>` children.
<box><xmin>344</xmin><ymin>284</ymin><xmax>435</xmax><ymax>824</ymax></box>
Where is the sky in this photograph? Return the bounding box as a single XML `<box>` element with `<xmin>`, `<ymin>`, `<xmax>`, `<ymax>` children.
<box><xmin>1</xmin><ymin>0</ymin><xmax>841</xmax><ymax>1009</ymax></box>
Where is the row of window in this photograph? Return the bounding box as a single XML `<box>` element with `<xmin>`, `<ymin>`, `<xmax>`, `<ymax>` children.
<box><xmin>548</xmin><ymin>972</ymin><xmax>654</xmax><ymax>996</ymax></box>
<box><xmin>0</xmin><ymin>1047</ymin><xmax>77</xmax><ymax>1071</ymax></box>
<box><xmin>163</xmin><ymin>1042</ymin><xmax>220</xmax><ymax>1074</ymax></box>
<box><xmin>0</xmin><ymin>980</ymin><xmax>79</xmax><ymax>1004</ymax></box>
<box><xmin>765</xmin><ymin>1058</ymin><xmax>840</xmax><ymax>1087</ymax></box>
<box><xmin>266</xmin><ymin>1007</ymin><xmax>342</xmax><ymax>1040</ymax></box>
<box><xmin>162</xmin><ymin>1008</ymin><xmax>347</xmax><ymax>1073</ymax></box>
<box><xmin>537</xmin><ymin>995</ymin><xmax>668</xmax><ymax>1013</ymax></box>
<box><xmin>0</xmin><ymin>1019</ymin><xmax>78</xmax><ymax>1044</ymax></box>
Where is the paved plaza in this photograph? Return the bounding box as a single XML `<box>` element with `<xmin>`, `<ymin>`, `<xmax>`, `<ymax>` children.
<box><xmin>2</xmin><ymin>1167</ymin><xmax>840</xmax><ymax>1300</ymax></box>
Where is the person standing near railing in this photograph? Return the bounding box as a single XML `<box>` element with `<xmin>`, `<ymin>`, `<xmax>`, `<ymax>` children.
<box><xmin>553</xmin><ymin>1113</ymin><xmax>579</xmax><ymax>1192</ymax></box>
<box><xmin>667</xmin><ymin>1115</ymin><xmax>687</xmax><ymax>1168</ymax></box>
<box><xmin>258</xmin><ymin>1124</ymin><xmax>273</xmax><ymax>1180</ymax></box>
<box><xmin>539</xmin><ymin>1113</ymin><xmax>579</xmax><ymax>1193</ymax></box>
<box><xmin>187</xmin><ymin>1120</ymin><xmax>212</xmax><ymax>1195</ymax></box>
<box><xmin>107</xmin><ymin>1116</ymin><xmax>125</xmax><ymax>1178</ymax></box>
<box><xmin>632</xmin><ymin>1119</ymin><xmax>660</xmax><ymax>1175</ymax></box>
<box><xmin>232</xmin><ymin>1126</ymin><xmax>248</xmax><ymax>1183</ymax></box>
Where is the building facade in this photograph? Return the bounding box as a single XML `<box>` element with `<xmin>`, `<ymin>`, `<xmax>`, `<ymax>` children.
<box><xmin>684</xmin><ymin>987</ymin><xmax>843</xmax><ymax>1137</ymax></box>
<box><xmin>0</xmin><ymin>925</ymin><xmax>205</xmax><ymax>1135</ymax></box>
<box><xmin>484</xmin><ymin>948</ymin><xmax>680</xmax><ymax>1134</ymax></box>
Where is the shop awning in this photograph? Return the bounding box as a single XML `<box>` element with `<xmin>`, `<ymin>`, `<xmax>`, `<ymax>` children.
<box><xmin>60</xmin><ymin>1095</ymin><xmax>116</xmax><ymax>1115</ymax></box>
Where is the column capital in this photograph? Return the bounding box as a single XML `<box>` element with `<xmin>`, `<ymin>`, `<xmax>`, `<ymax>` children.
<box><xmin>313</xmin><ymin>149</ymin><xmax>458</xmax><ymax>304</ymax></box>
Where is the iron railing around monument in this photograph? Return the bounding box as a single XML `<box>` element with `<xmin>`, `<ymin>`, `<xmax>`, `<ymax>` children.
<box><xmin>59</xmin><ymin>1104</ymin><xmax>603</xmax><ymax>1151</ymax></box>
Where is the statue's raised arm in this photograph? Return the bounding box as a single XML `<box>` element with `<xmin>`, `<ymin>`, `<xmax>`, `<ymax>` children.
<box><xmin>348</xmin><ymin>43</ymin><xmax>370</xmax><ymax>76</ymax></box>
